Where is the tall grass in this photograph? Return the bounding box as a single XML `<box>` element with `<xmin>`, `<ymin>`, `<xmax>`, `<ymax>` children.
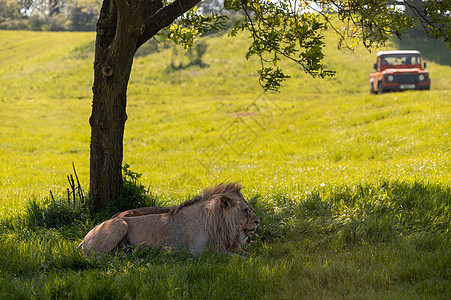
<box><xmin>0</xmin><ymin>179</ymin><xmax>450</xmax><ymax>298</ymax></box>
<box><xmin>0</xmin><ymin>29</ymin><xmax>450</xmax><ymax>298</ymax></box>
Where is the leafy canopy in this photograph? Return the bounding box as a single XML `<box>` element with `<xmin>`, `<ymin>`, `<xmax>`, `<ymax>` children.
<box><xmin>163</xmin><ymin>0</ymin><xmax>450</xmax><ymax>91</ymax></box>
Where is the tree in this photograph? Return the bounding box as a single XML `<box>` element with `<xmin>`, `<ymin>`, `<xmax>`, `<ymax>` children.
<box><xmin>401</xmin><ymin>0</ymin><xmax>451</xmax><ymax>43</ymax></box>
<box><xmin>89</xmin><ymin>0</ymin><xmax>451</xmax><ymax>209</ymax></box>
<box><xmin>66</xmin><ymin>0</ymin><xmax>100</xmax><ymax>31</ymax></box>
<box><xmin>0</xmin><ymin>0</ymin><xmax>23</xmax><ymax>29</ymax></box>
<box><xmin>1</xmin><ymin>0</ymin><xmax>67</xmax><ymax>30</ymax></box>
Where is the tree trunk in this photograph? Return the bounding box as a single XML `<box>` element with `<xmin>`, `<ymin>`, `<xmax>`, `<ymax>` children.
<box><xmin>89</xmin><ymin>0</ymin><xmax>201</xmax><ymax>209</ymax></box>
<box><xmin>89</xmin><ymin>0</ymin><xmax>143</xmax><ymax>209</ymax></box>
<box><xmin>89</xmin><ymin>72</ymin><xmax>130</xmax><ymax>209</ymax></box>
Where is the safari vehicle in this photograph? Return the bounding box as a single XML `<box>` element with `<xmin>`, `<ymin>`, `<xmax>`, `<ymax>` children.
<box><xmin>370</xmin><ymin>50</ymin><xmax>430</xmax><ymax>94</ymax></box>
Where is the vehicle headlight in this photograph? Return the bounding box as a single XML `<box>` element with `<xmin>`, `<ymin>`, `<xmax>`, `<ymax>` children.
<box><xmin>387</xmin><ymin>75</ymin><xmax>394</xmax><ymax>82</ymax></box>
<box><xmin>419</xmin><ymin>74</ymin><xmax>425</xmax><ymax>81</ymax></box>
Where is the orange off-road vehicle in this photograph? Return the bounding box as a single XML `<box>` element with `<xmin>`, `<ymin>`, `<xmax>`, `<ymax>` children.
<box><xmin>370</xmin><ymin>50</ymin><xmax>430</xmax><ymax>94</ymax></box>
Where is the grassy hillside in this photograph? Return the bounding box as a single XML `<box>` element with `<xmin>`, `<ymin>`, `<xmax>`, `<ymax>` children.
<box><xmin>0</xmin><ymin>29</ymin><xmax>450</xmax><ymax>298</ymax></box>
<box><xmin>1</xmin><ymin>30</ymin><xmax>450</xmax><ymax>209</ymax></box>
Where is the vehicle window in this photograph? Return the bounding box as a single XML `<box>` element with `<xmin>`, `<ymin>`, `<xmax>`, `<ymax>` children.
<box><xmin>380</xmin><ymin>55</ymin><xmax>420</xmax><ymax>66</ymax></box>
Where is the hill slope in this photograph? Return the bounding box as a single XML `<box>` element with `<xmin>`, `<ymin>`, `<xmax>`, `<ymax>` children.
<box><xmin>0</xmin><ymin>29</ymin><xmax>450</xmax><ymax>299</ymax></box>
<box><xmin>1</xmin><ymin>29</ymin><xmax>450</xmax><ymax>208</ymax></box>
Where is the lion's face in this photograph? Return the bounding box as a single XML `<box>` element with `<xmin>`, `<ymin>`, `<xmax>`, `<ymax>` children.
<box><xmin>238</xmin><ymin>200</ymin><xmax>260</xmax><ymax>244</ymax></box>
<box><xmin>230</xmin><ymin>196</ymin><xmax>259</xmax><ymax>245</ymax></box>
<box><xmin>218</xmin><ymin>189</ymin><xmax>260</xmax><ymax>250</ymax></box>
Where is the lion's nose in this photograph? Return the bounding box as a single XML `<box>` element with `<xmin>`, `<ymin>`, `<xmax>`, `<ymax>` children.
<box><xmin>254</xmin><ymin>219</ymin><xmax>260</xmax><ymax>225</ymax></box>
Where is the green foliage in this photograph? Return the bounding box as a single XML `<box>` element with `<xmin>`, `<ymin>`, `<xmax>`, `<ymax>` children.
<box><xmin>251</xmin><ymin>181</ymin><xmax>451</xmax><ymax>246</ymax></box>
<box><xmin>0</xmin><ymin>0</ymin><xmax>24</xmax><ymax>29</ymax></box>
<box><xmin>411</xmin><ymin>0</ymin><xmax>451</xmax><ymax>47</ymax></box>
<box><xmin>104</xmin><ymin>163</ymin><xmax>162</xmax><ymax>215</ymax></box>
<box><xmin>395</xmin><ymin>35</ymin><xmax>451</xmax><ymax>67</ymax></box>
<box><xmin>329</xmin><ymin>0</ymin><xmax>415</xmax><ymax>47</ymax></box>
<box><xmin>160</xmin><ymin>9</ymin><xmax>227</xmax><ymax>49</ymax></box>
<box><xmin>227</xmin><ymin>0</ymin><xmax>336</xmax><ymax>90</ymax></box>
<box><xmin>186</xmin><ymin>41</ymin><xmax>208</xmax><ymax>67</ymax></box>
<box><xmin>0</xmin><ymin>0</ymin><xmax>98</xmax><ymax>31</ymax></box>
<box><xmin>0</xmin><ymin>163</ymin><xmax>159</xmax><ymax>237</ymax></box>
<box><xmin>66</xmin><ymin>4</ymin><xmax>98</xmax><ymax>31</ymax></box>
<box><xmin>258</xmin><ymin>66</ymin><xmax>291</xmax><ymax>91</ymax></box>
<box><xmin>23</xmin><ymin>198</ymin><xmax>89</xmax><ymax>229</ymax></box>
<box><xmin>167</xmin><ymin>41</ymin><xmax>209</xmax><ymax>70</ymax></box>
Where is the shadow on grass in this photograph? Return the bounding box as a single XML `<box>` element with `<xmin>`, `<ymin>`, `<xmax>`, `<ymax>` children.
<box><xmin>250</xmin><ymin>180</ymin><xmax>451</xmax><ymax>247</ymax></box>
<box><xmin>0</xmin><ymin>179</ymin><xmax>449</xmax><ymax>279</ymax></box>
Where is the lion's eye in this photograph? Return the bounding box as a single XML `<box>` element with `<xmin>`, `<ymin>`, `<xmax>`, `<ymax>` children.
<box><xmin>243</xmin><ymin>209</ymin><xmax>249</xmax><ymax>217</ymax></box>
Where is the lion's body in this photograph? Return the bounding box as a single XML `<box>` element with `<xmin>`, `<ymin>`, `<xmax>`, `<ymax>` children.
<box><xmin>80</xmin><ymin>205</ymin><xmax>209</xmax><ymax>255</ymax></box>
<box><xmin>78</xmin><ymin>183</ymin><xmax>259</xmax><ymax>256</ymax></box>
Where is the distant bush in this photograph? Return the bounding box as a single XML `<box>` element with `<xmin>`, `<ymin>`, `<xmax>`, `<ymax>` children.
<box><xmin>394</xmin><ymin>36</ymin><xmax>451</xmax><ymax>66</ymax></box>
<box><xmin>0</xmin><ymin>0</ymin><xmax>98</xmax><ymax>31</ymax></box>
<box><xmin>66</xmin><ymin>5</ymin><xmax>97</xmax><ymax>32</ymax></box>
<box><xmin>166</xmin><ymin>41</ymin><xmax>209</xmax><ymax>72</ymax></box>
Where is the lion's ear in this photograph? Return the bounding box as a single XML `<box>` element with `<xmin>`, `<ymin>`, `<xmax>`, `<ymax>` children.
<box><xmin>220</xmin><ymin>195</ymin><xmax>237</xmax><ymax>209</ymax></box>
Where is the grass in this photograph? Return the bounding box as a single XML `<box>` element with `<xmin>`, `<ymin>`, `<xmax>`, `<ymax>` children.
<box><xmin>1</xmin><ymin>180</ymin><xmax>450</xmax><ymax>298</ymax></box>
<box><xmin>0</xmin><ymin>27</ymin><xmax>450</xmax><ymax>298</ymax></box>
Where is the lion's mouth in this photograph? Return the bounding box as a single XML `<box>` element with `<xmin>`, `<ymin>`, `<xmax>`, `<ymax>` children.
<box><xmin>243</xmin><ymin>227</ymin><xmax>257</xmax><ymax>242</ymax></box>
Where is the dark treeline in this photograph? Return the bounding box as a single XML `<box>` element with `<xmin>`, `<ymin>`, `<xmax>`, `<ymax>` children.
<box><xmin>0</xmin><ymin>0</ymin><xmax>99</xmax><ymax>31</ymax></box>
<box><xmin>0</xmin><ymin>0</ymin><xmax>226</xmax><ymax>31</ymax></box>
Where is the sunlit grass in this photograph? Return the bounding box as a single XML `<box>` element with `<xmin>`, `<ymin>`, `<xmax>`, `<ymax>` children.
<box><xmin>1</xmin><ymin>30</ymin><xmax>450</xmax><ymax>207</ymax></box>
<box><xmin>0</xmin><ymin>29</ymin><xmax>450</xmax><ymax>298</ymax></box>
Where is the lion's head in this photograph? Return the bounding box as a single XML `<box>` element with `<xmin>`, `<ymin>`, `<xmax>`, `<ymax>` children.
<box><xmin>78</xmin><ymin>182</ymin><xmax>259</xmax><ymax>256</ymax></box>
<box><xmin>191</xmin><ymin>182</ymin><xmax>260</xmax><ymax>252</ymax></box>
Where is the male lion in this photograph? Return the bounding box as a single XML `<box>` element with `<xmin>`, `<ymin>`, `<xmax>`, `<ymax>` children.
<box><xmin>78</xmin><ymin>182</ymin><xmax>259</xmax><ymax>256</ymax></box>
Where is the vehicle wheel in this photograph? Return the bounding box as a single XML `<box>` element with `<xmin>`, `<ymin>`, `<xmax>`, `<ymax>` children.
<box><xmin>377</xmin><ymin>81</ymin><xmax>384</xmax><ymax>94</ymax></box>
<box><xmin>370</xmin><ymin>83</ymin><xmax>375</xmax><ymax>94</ymax></box>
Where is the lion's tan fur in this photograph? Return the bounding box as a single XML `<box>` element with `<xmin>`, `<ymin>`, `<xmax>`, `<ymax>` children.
<box><xmin>111</xmin><ymin>206</ymin><xmax>171</xmax><ymax>218</ymax></box>
<box><xmin>78</xmin><ymin>183</ymin><xmax>259</xmax><ymax>256</ymax></box>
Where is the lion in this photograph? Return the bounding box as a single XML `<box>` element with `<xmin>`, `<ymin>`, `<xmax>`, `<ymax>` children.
<box><xmin>78</xmin><ymin>182</ymin><xmax>260</xmax><ymax>256</ymax></box>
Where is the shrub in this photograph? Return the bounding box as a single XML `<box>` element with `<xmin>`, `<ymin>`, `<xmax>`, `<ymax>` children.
<box><xmin>1</xmin><ymin>164</ymin><xmax>162</xmax><ymax>235</ymax></box>
<box><xmin>104</xmin><ymin>163</ymin><xmax>162</xmax><ymax>215</ymax></box>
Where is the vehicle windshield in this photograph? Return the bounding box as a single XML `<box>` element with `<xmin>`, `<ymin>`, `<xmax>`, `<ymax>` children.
<box><xmin>380</xmin><ymin>54</ymin><xmax>421</xmax><ymax>66</ymax></box>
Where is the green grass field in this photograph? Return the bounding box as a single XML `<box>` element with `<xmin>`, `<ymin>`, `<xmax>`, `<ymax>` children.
<box><xmin>0</xmin><ymin>28</ymin><xmax>450</xmax><ymax>298</ymax></box>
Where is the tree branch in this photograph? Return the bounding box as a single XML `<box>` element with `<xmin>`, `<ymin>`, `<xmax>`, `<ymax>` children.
<box><xmin>401</xmin><ymin>0</ymin><xmax>450</xmax><ymax>43</ymax></box>
<box><xmin>135</xmin><ymin>0</ymin><xmax>201</xmax><ymax>51</ymax></box>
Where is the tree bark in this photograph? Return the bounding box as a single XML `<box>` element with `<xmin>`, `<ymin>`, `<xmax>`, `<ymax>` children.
<box><xmin>89</xmin><ymin>0</ymin><xmax>200</xmax><ymax>209</ymax></box>
<box><xmin>89</xmin><ymin>71</ymin><xmax>130</xmax><ymax>209</ymax></box>
<box><xmin>89</xmin><ymin>0</ymin><xmax>145</xmax><ymax>209</ymax></box>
